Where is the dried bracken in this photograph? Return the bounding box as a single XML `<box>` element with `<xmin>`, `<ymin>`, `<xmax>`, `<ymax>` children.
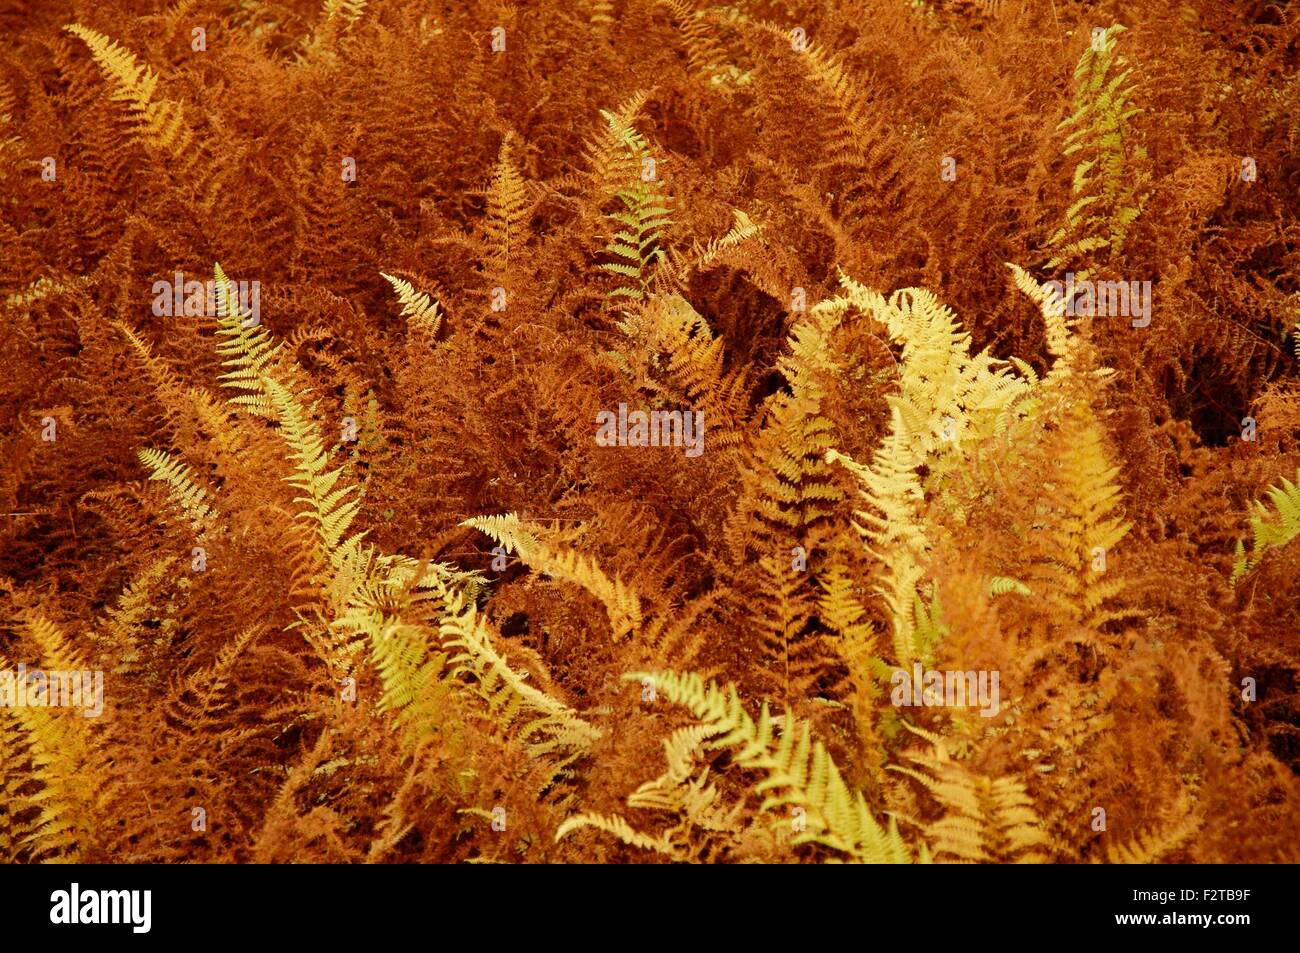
<box><xmin>1</xmin><ymin>0</ymin><xmax>1298</xmax><ymax>864</ymax></box>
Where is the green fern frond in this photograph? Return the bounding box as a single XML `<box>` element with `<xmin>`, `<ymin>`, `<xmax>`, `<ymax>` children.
<box><xmin>1046</xmin><ymin>23</ymin><xmax>1148</xmax><ymax>270</ymax></box>
<box><xmin>1232</xmin><ymin>468</ymin><xmax>1300</xmax><ymax>582</ymax></box>
<box><xmin>989</xmin><ymin>576</ymin><xmax>1032</xmax><ymax>597</ymax></box>
<box><xmin>595</xmin><ymin>110</ymin><xmax>672</xmax><ymax>307</ymax></box>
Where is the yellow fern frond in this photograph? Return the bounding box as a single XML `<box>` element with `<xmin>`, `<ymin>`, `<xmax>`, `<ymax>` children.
<box><xmin>464</xmin><ymin>514</ymin><xmax>642</xmax><ymax>639</ymax></box>
<box><xmin>892</xmin><ymin>729</ymin><xmax>1052</xmax><ymax>863</ymax></box>
<box><xmin>6</xmin><ymin>617</ymin><xmax>111</xmax><ymax>862</ymax></box>
<box><xmin>484</xmin><ymin>135</ymin><xmax>530</xmax><ymax>280</ymax></box>
<box><xmin>64</xmin><ymin>24</ymin><xmax>193</xmax><ymax>157</ymax></box>
<box><xmin>214</xmin><ymin>264</ymin><xmax>282</xmax><ymax>418</ymax></box>
<box><xmin>1006</xmin><ymin>263</ymin><xmax>1074</xmax><ymax>366</ymax></box>
<box><xmin>555</xmin><ymin>812</ymin><xmax>680</xmax><ymax>856</ymax></box>
<box><xmin>440</xmin><ymin>589</ymin><xmax>601</xmax><ymax>765</ymax></box>
<box><xmin>138</xmin><ymin>447</ymin><xmax>216</xmax><ymax>532</ymax></box>
<box><xmin>263</xmin><ymin>374</ymin><xmax>365</xmax><ymax>567</ymax></box>
<box><xmin>381</xmin><ymin>272</ymin><xmax>442</xmax><ymax>338</ymax></box>
<box><xmin>627</xmin><ymin>670</ymin><xmax>911</xmax><ymax>863</ymax></box>
<box><xmin>1100</xmin><ymin>798</ymin><xmax>1202</xmax><ymax>864</ymax></box>
<box><xmin>95</xmin><ymin>556</ymin><xmax>178</xmax><ymax>666</ymax></box>
<box><xmin>323</xmin><ymin>0</ymin><xmax>368</xmax><ymax>27</ymax></box>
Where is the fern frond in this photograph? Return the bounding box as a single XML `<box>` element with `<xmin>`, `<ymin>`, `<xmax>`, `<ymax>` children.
<box><xmin>1046</xmin><ymin>24</ymin><xmax>1148</xmax><ymax>270</ymax></box>
<box><xmin>64</xmin><ymin>24</ymin><xmax>193</xmax><ymax>157</ymax></box>
<box><xmin>484</xmin><ymin>135</ymin><xmax>530</xmax><ymax>280</ymax></box>
<box><xmin>627</xmin><ymin>670</ymin><xmax>911</xmax><ymax>863</ymax></box>
<box><xmin>381</xmin><ymin>272</ymin><xmax>442</xmax><ymax>339</ymax></box>
<box><xmin>555</xmin><ymin>812</ymin><xmax>680</xmax><ymax>856</ymax></box>
<box><xmin>95</xmin><ymin>556</ymin><xmax>178</xmax><ymax>668</ymax></box>
<box><xmin>322</xmin><ymin>0</ymin><xmax>368</xmax><ymax>27</ymax></box>
<box><xmin>1100</xmin><ymin>797</ymin><xmax>1202</xmax><ymax>864</ymax></box>
<box><xmin>656</xmin><ymin>0</ymin><xmax>746</xmax><ymax>90</ymax></box>
<box><xmin>166</xmin><ymin>625</ymin><xmax>262</xmax><ymax>733</ymax></box>
<box><xmin>214</xmin><ymin>264</ymin><xmax>282</xmax><ymax>417</ymax></box>
<box><xmin>7</xmin><ymin>617</ymin><xmax>110</xmax><ymax>862</ymax></box>
<box><xmin>263</xmin><ymin>375</ymin><xmax>364</xmax><ymax>566</ymax></box>
<box><xmin>989</xmin><ymin>576</ymin><xmax>1033</xmax><ymax>597</ymax></box>
<box><xmin>138</xmin><ymin>447</ymin><xmax>216</xmax><ymax>532</ymax></box>
<box><xmin>613</xmin><ymin>293</ymin><xmax>746</xmax><ymax>443</ymax></box>
<box><xmin>441</xmin><ymin>589</ymin><xmax>600</xmax><ymax>764</ymax></box>
<box><xmin>1006</xmin><ymin>263</ymin><xmax>1074</xmax><ymax>366</ymax></box>
<box><xmin>464</xmin><ymin>514</ymin><xmax>642</xmax><ymax>639</ymax></box>
<box><xmin>892</xmin><ymin>729</ymin><xmax>1051</xmax><ymax>863</ymax></box>
<box><xmin>594</xmin><ymin>110</ymin><xmax>672</xmax><ymax>307</ymax></box>
<box><xmin>1232</xmin><ymin>468</ymin><xmax>1300</xmax><ymax>581</ymax></box>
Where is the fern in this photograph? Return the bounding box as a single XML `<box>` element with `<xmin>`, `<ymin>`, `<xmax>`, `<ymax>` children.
<box><xmin>439</xmin><ymin>589</ymin><xmax>600</xmax><ymax>772</ymax></box>
<box><xmin>618</xmin><ymin>670</ymin><xmax>911</xmax><ymax>862</ymax></box>
<box><xmin>214</xmin><ymin>264</ymin><xmax>283</xmax><ymax>418</ymax></box>
<box><xmin>891</xmin><ymin>725</ymin><xmax>1052</xmax><ymax>863</ymax></box>
<box><xmin>138</xmin><ymin>447</ymin><xmax>216</xmax><ymax>532</ymax></box>
<box><xmin>1046</xmin><ymin>24</ymin><xmax>1148</xmax><ymax>274</ymax></box>
<box><xmin>117</xmin><ymin>321</ymin><xmax>249</xmax><ymax>459</ymax></box>
<box><xmin>1101</xmin><ymin>799</ymin><xmax>1202</xmax><ymax>864</ymax></box>
<box><xmin>827</xmin><ymin>412</ymin><xmax>932</xmax><ymax>667</ymax></box>
<box><xmin>1232</xmin><ymin>468</ymin><xmax>1300</xmax><ymax>581</ymax></box>
<box><xmin>64</xmin><ymin>24</ymin><xmax>193</xmax><ymax>157</ymax></box>
<box><xmin>166</xmin><ymin>625</ymin><xmax>262</xmax><ymax>734</ymax></box>
<box><xmin>264</xmin><ymin>374</ymin><xmax>367</xmax><ymax>570</ymax></box>
<box><xmin>94</xmin><ymin>556</ymin><xmax>178</xmax><ymax>671</ymax></box>
<box><xmin>672</xmin><ymin>208</ymin><xmax>762</xmax><ymax>282</ymax></box>
<box><xmin>557</xmin><ymin>721</ymin><xmax>741</xmax><ymax>860</ymax></box>
<box><xmin>555</xmin><ymin>811</ymin><xmax>681</xmax><ymax>856</ymax></box>
<box><xmin>612</xmin><ymin>293</ymin><xmax>746</xmax><ymax>445</ymax></box>
<box><xmin>381</xmin><ymin>272</ymin><xmax>442</xmax><ymax>339</ymax></box>
<box><xmin>818</xmin><ymin>560</ymin><xmax>886</xmax><ymax>772</ymax></box>
<box><xmin>1032</xmin><ymin>377</ymin><xmax>1133</xmax><ymax>627</ymax></box>
<box><xmin>4</xmin><ymin>617</ymin><xmax>112</xmax><ymax>862</ymax></box>
<box><xmin>596</xmin><ymin>110</ymin><xmax>672</xmax><ymax>307</ymax></box>
<box><xmin>989</xmin><ymin>575</ymin><xmax>1033</xmax><ymax>597</ymax></box>
<box><xmin>322</xmin><ymin>0</ymin><xmax>368</xmax><ymax>28</ymax></box>
<box><xmin>464</xmin><ymin>513</ymin><xmax>642</xmax><ymax>640</ymax></box>
<box><xmin>484</xmin><ymin>135</ymin><xmax>530</xmax><ymax>284</ymax></box>
<box><xmin>656</xmin><ymin>0</ymin><xmax>748</xmax><ymax>91</ymax></box>
<box><xmin>0</xmin><ymin>684</ymin><xmax>36</xmax><ymax>862</ymax></box>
